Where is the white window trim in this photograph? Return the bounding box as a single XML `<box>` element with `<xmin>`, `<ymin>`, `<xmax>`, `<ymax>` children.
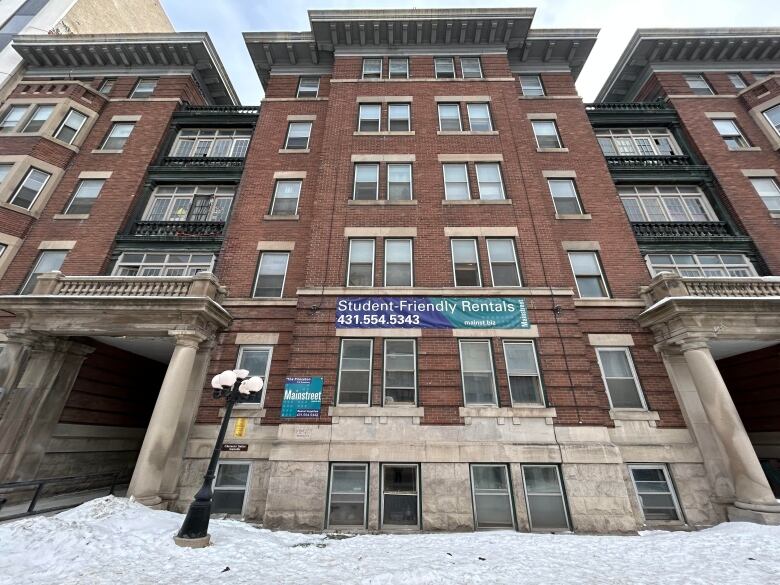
<box><xmin>475</xmin><ymin>162</ymin><xmax>506</xmax><ymax>200</ymax></box>
<box><xmin>297</xmin><ymin>77</ymin><xmax>320</xmax><ymax>98</ymax></box>
<box><xmin>458</xmin><ymin>339</ymin><xmax>498</xmax><ymax>407</ymax></box>
<box><xmin>337</xmin><ymin>338</ymin><xmax>373</xmax><ymax>406</ymax></box>
<box><xmin>347</xmin><ymin>238</ymin><xmax>375</xmax><ymax>287</ymax></box>
<box><xmin>362</xmin><ymin>58</ymin><xmax>383</xmax><ymax>79</ymax></box>
<box><xmin>486</xmin><ymin>238</ymin><xmax>521</xmax><ymax>287</ymax></box>
<box><xmin>285</xmin><ymin>122</ymin><xmax>312</xmax><ymax>150</ymax></box>
<box><xmin>521</xmin><ymin>465</ymin><xmax>571</xmax><ymax>532</ymax></box>
<box><xmin>548</xmin><ymin>179</ymin><xmax>584</xmax><ymax>215</ymax></box>
<box><xmin>467</xmin><ymin>103</ymin><xmax>493</xmax><ymax>132</ymax></box>
<box><xmin>212</xmin><ymin>460</ymin><xmax>251</xmax><ymax>516</ymax></box>
<box><xmin>387</xmin><ymin>103</ymin><xmax>411</xmax><ymax>132</ymax></box>
<box><xmin>438</xmin><ymin>103</ymin><xmax>462</xmax><ymax>131</ymax></box>
<box><xmin>451</xmin><ymin>238</ymin><xmax>481</xmax><ymax>287</ymax></box>
<box><xmin>383</xmin><ymin>238</ymin><xmax>413</xmax><ymax>287</ymax></box>
<box><xmin>252</xmin><ymin>251</ymin><xmax>290</xmax><ymax>298</ymax></box>
<box><xmin>353</xmin><ymin>163</ymin><xmax>379</xmax><ymax>201</ymax></box>
<box><xmin>532</xmin><ymin>120</ymin><xmax>562</xmax><ymax>149</ymax></box>
<box><xmin>327</xmin><ymin>463</ymin><xmax>369</xmax><ymax>528</ymax></box>
<box><xmin>386</xmin><ymin>163</ymin><xmax>413</xmax><ymax>201</ymax></box>
<box><xmin>236</xmin><ymin>345</ymin><xmax>273</xmax><ymax>408</ymax></box>
<box><xmin>519</xmin><ymin>75</ymin><xmax>545</xmax><ymax>96</ymax></box>
<box><xmin>460</xmin><ymin>57</ymin><xmax>483</xmax><ymax>79</ymax></box>
<box><xmin>358</xmin><ymin>104</ymin><xmax>382</xmax><ymax>132</ymax></box>
<box><xmin>443</xmin><ymin>162</ymin><xmax>470</xmax><ymax>201</ymax></box>
<box><xmin>595</xmin><ymin>347</ymin><xmax>648</xmax><ymax>411</ymax></box>
<box><xmin>380</xmin><ymin>463</ymin><xmax>421</xmax><ymax>529</ymax></box>
<box><xmin>53</xmin><ymin>108</ymin><xmax>87</xmax><ymax>145</ymax></box>
<box><xmin>270</xmin><ymin>180</ymin><xmax>302</xmax><ymax>216</ymax></box>
<box><xmin>64</xmin><ymin>178</ymin><xmax>104</xmax><ymax>215</ymax></box>
<box><xmin>628</xmin><ymin>463</ymin><xmax>684</xmax><ymax>524</ymax></box>
<box><xmin>388</xmin><ymin>58</ymin><xmax>409</xmax><ymax>79</ymax></box>
<box><xmin>9</xmin><ymin>167</ymin><xmax>50</xmax><ymax>210</ymax></box>
<box><xmin>568</xmin><ymin>251</ymin><xmax>610</xmax><ymax>299</ymax></box>
<box><xmin>383</xmin><ymin>338</ymin><xmax>417</xmax><ymax>406</ymax></box>
<box><xmin>435</xmin><ymin>57</ymin><xmax>455</xmax><ymax>78</ymax></box>
<box><xmin>503</xmin><ymin>340</ymin><xmax>544</xmax><ymax>406</ymax></box>
<box><xmin>470</xmin><ymin>464</ymin><xmax>516</xmax><ymax>530</ymax></box>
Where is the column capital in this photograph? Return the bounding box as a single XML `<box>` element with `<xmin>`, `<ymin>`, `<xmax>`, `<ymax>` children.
<box><xmin>2</xmin><ymin>330</ymin><xmax>49</xmax><ymax>347</ymax></box>
<box><xmin>169</xmin><ymin>329</ymin><xmax>209</xmax><ymax>349</ymax></box>
<box><xmin>679</xmin><ymin>339</ymin><xmax>711</xmax><ymax>353</ymax></box>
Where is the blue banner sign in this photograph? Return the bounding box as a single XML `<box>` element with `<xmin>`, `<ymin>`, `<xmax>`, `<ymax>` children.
<box><xmin>335</xmin><ymin>297</ymin><xmax>529</xmax><ymax>329</ymax></box>
<box><xmin>281</xmin><ymin>376</ymin><xmax>324</xmax><ymax>418</ymax></box>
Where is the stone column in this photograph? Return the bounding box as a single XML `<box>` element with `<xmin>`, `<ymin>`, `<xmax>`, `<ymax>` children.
<box><xmin>0</xmin><ymin>337</ymin><xmax>94</xmax><ymax>482</ymax></box>
<box><xmin>128</xmin><ymin>329</ymin><xmax>206</xmax><ymax>507</ymax></box>
<box><xmin>0</xmin><ymin>331</ymin><xmax>42</xmax><ymax>417</ymax></box>
<box><xmin>681</xmin><ymin>340</ymin><xmax>780</xmax><ymax>513</ymax></box>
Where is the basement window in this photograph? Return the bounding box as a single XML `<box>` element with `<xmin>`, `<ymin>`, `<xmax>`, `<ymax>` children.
<box><xmin>212</xmin><ymin>462</ymin><xmax>250</xmax><ymax>515</ymax></box>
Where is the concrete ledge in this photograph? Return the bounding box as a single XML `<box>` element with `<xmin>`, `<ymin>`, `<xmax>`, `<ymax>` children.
<box><xmin>609</xmin><ymin>409</ymin><xmax>659</xmax><ymax>423</ymax></box>
<box><xmin>297</xmin><ymin>286</ymin><xmax>574</xmax><ymax>296</ymax></box>
<box><xmin>574</xmin><ymin>299</ymin><xmax>646</xmax><ymax>308</ymax></box>
<box><xmin>442</xmin><ymin>199</ymin><xmax>512</xmax><ymax>205</ymax></box>
<box><xmin>727</xmin><ymin>506</ymin><xmax>780</xmax><ymax>525</ymax></box>
<box><xmin>460</xmin><ymin>406</ymin><xmax>556</xmax><ymax>425</ymax></box>
<box><xmin>348</xmin><ymin>200</ymin><xmax>417</xmax><ymax>206</ymax></box>
<box><xmin>555</xmin><ymin>213</ymin><xmax>591</xmax><ymax>220</ymax></box>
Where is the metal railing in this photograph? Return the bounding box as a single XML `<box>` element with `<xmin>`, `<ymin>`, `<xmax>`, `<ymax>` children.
<box><xmin>585</xmin><ymin>102</ymin><xmax>672</xmax><ymax>111</ymax></box>
<box><xmin>179</xmin><ymin>104</ymin><xmax>259</xmax><ymax>115</ymax></box>
<box><xmin>605</xmin><ymin>155</ymin><xmax>694</xmax><ymax>168</ymax></box>
<box><xmin>131</xmin><ymin>220</ymin><xmax>225</xmax><ymax>238</ymax></box>
<box><xmin>159</xmin><ymin>157</ymin><xmax>245</xmax><ymax>168</ymax></box>
<box><xmin>0</xmin><ymin>472</ymin><xmax>129</xmax><ymax>521</ymax></box>
<box><xmin>640</xmin><ymin>273</ymin><xmax>780</xmax><ymax>306</ymax></box>
<box><xmin>631</xmin><ymin>221</ymin><xmax>731</xmax><ymax>238</ymax></box>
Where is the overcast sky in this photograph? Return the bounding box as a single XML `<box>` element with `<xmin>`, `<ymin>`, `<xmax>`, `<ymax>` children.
<box><xmin>160</xmin><ymin>0</ymin><xmax>780</xmax><ymax>104</ymax></box>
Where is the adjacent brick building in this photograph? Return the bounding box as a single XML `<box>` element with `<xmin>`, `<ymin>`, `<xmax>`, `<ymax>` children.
<box><xmin>0</xmin><ymin>12</ymin><xmax>778</xmax><ymax>532</ymax></box>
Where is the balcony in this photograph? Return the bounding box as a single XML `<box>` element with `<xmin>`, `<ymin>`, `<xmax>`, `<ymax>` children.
<box><xmin>585</xmin><ymin>102</ymin><xmax>672</xmax><ymax>112</ymax></box>
<box><xmin>147</xmin><ymin>156</ymin><xmax>245</xmax><ymax>181</ymax></box>
<box><xmin>640</xmin><ymin>272</ymin><xmax>780</xmax><ymax>307</ymax></box>
<box><xmin>159</xmin><ymin>157</ymin><xmax>245</xmax><ymax>168</ymax></box>
<box><xmin>604</xmin><ymin>155</ymin><xmax>711</xmax><ymax>181</ymax></box>
<box><xmin>179</xmin><ymin>105</ymin><xmax>259</xmax><ymax>115</ymax></box>
<box><xmin>631</xmin><ymin>221</ymin><xmax>733</xmax><ymax>238</ymax></box>
<box><xmin>605</xmin><ymin>155</ymin><xmax>694</xmax><ymax>168</ymax></box>
<box><xmin>130</xmin><ymin>221</ymin><xmax>226</xmax><ymax>238</ymax></box>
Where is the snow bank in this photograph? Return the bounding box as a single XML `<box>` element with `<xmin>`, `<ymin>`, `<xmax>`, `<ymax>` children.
<box><xmin>1</xmin><ymin>496</ymin><xmax>779</xmax><ymax>584</ymax></box>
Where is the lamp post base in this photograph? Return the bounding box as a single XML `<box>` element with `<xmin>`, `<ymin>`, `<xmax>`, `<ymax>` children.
<box><xmin>173</xmin><ymin>534</ymin><xmax>211</xmax><ymax>548</ymax></box>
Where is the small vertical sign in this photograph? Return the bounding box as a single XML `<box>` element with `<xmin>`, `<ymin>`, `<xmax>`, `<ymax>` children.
<box><xmin>233</xmin><ymin>417</ymin><xmax>247</xmax><ymax>438</ymax></box>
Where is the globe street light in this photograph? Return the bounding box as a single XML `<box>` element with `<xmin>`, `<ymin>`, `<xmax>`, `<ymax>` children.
<box><xmin>174</xmin><ymin>369</ymin><xmax>263</xmax><ymax>548</ymax></box>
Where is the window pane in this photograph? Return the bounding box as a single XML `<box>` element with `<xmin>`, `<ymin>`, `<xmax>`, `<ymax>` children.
<box><xmin>523</xmin><ymin>466</ymin><xmax>568</xmax><ymax>530</ymax></box>
<box><xmin>532</xmin><ymin>121</ymin><xmax>561</xmax><ymax>148</ymax></box>
<box><xmin>438</xmin><ymin>104</ymin><xmax>461</xmax><ymax>131</ymax></box>
<box><xmin>383</xmin><ymin>466</ymin><xmax>418</xmax><ymax>526</ymax></box>
<box><xmin>297</xmin><ymin>77</ymin><xmax>319</xmax><ymax>97</ymax></box>
<box><xmin>359</xmin><ymin>104</ymin><xmax>381</xmax><ymax>132</ymax></box>
<box><xmin>21</xmin><ymin>251</ymin><xmax>66</xmax><ymax>294</ymax></box>
<box><xmin>385</xmin><ymin>339</ymin><xmax>415</xmax><ymax>404</ymax></box>
<box><xmin>453</xmin><ymin>240</ymin><xmax>479</xmax><ymax>286</ymax></box>
<box><xmin>460</xmin><ymin>342</ymin><xmax>496</xmax><ymax>404</ymax></box>
<box><xmin>476</xmin><ymin>163</ymin><xmax>504</xmax><ymax>200</ymax></box>
<box><xmin>66</xmin><ymin>179</ymin><xmax>104</xmax><ymax>214</ymax></box>
<box><xmin>387</xmin><ymin>164</ymin><xmax>412</xmax><ymax>200</ymax></box>
<box><xmin>271</xmin><ymin>180</ymin><xmax>301</xmax><ymax>215</ymax></box>
<box><xmin>215</xmin><ymin>463</ymin><xmax>249</xmax><ymax>487</ymax></box>
<box><xmin>103</xmin><ymin>123</ymin><xmax>134</xmax><ymax>150</ymax></box>
<box><xmin>488</xmin><ymin>239</ymin><xmax>520</xmax><ymax>286</ymax></box>
<box><xmin>599</xmin><ymin>349</ymin><xmax>632</xmax><ymax>377</ymax></box>
<box><xmin>238</xmin><ymin>348</ymin><xmax>270</xmax><ymax>377</ymax></box>
<box><xmin>212</xmin><ymin>491</ymin><xmax>245</xmax><ymax>514</ymax></box>
<box><xmin>443</xmin><ymin>163</ymin><xmax>469</xmax><ymax>200</ymax></box>
<box><xmin>339</xmin><ymin>340</ymin><xmax>371</xmax><ymax>404</ymax></box>
<box><xmin>467</xmin><ymin>103</ymin><xmax>491</xmax><ymax>131</ymax></box>
<box><xmin>363</xmin><ymin>59</ymin><xmax>382</xmax><ymax>78</ymax></box>
<box><xmin>329</xmin><ymin>465</ymin><xmax>367</xmax><ymax>526</ymax></box>
<box><xmin>520</xmin><ymin>75</ymin><xmax>544</xmax><ymax>96</ymax></box>
<box><xmin>461</xmin><ymin>57</ymin><xmax>482</xmax><ymax>78</ymax></box>
<box><xmin>385</xmin><ymin>240</ymin><xmax>412</xmax><ymax>287</ymax></box>
<box><xmin>10</xmin><ymin>168</ymin><xmax>50</xmax><ymax>209</ymax></box>
<box><xmin>388</xmin><ymin>104</ymin><xmax>410</xmax><ymax>131</ymax></box>
<box><xmin>0</xmin><ymin>105</ymin><xmax>27</xmax><ymax>131</ymax></box>
<box><xmin>253</xmin><ymin>253</ymin><xmax>288</xmax><ymax>297</ymax></box>
<box><xmin>630</xmin><ymin>467</ymin><xmax>680</xmax><ymax>521</ymax></box>
<box><xmin>23</xmin><ymin>105</ymin><xmax>54</xmax><ymax>132</ymax></box>
<box><xmin>389</xmin><ymin>58</ymin><xmax>408</xmax><ymax>78</ymax></box>
<box><xmin>435</xmin><ymin>58</ymin><xmax>455</xmax><ymax>78</ymax></box>
<box><xmin>569</xmin><ymin>251</ymin><xmax>600</xmax><ymax>275</ymax></box>
<box><xmin>354</xmin><ymin>164</ymin><xmax>378</xmax><ymax>200</ymax></box>
<box><xmin>286</xmin><ymin>122</ymin><xmax>311</xmax><ymax>149</ymax></box>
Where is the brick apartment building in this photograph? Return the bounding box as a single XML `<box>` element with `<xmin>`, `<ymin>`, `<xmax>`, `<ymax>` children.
<box><xmin>0</xmin><ymin>9</ymin><xmax>778</xmax><ymax>533</ymax></box>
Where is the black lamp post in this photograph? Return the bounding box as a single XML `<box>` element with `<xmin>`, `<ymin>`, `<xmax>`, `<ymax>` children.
<box><xmin>174</xmin><ymin>369</ymin><xmax>263</xmax><ymax>548</ymax></box>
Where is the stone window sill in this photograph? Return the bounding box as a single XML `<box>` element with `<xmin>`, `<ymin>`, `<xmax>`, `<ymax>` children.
<box><xmin>53</xmin><ymin>213</ymin><xmax>89</xmax><ymax>220</ymax></box>
<box><xmin>0</xmin><ymin>201</ymin><xmax>36</xmax><ymax>217</ymax></box>
<box><xmin>437</xmin><ymin>130</ymin><xmax>499</xmax><ymax>136</ymax></box>
<box><xmin>223</xmin><ymin>406</ymin><xmax>266</xmax><ymax>417</ymax></box>
<box><xmin>353</xmin><ymin>131</ymin><xmax>415</xmax><ymax>136</ymax></box>
<box><xmin>329</xmin><ymin>405</ymin><xmax>423</xmax><ymax>424</ymax></box>
<box><xmin>91</xmin><ymin>149</ymin><xmax>124</xmax><ymax>154</ymax></box>
<box><xmin>460</xmin><ymin>406</ymin><xmax>556</xmax><ymax>425</ymax></box>
<box><xmin>348</xmin><ymin>199</ymin><xmax>417</xmax><ymax>206</ymax></box>
<box><xmin>278</xmin><ymin>148</ymin><xmax>310</xmax><ymax>154</ymax></box>
<box><xmin>443</xmin><ymin>199</ymin><xmax>512</xmax><ymax>205</ymax></box>
<box><xmin>556</xmin><ymin>213</ymin><xmax>591</xmax><ymax>220</ymax></box>
<box><xmin>770</xmin><ymin>212</ymin><xmax>780</xmax><ymax>219</ymax></box>
<box><xmin>729</xmin><ymin>146</ymin><xmax>762</xmax><ymax>152</ymax></box>
<box><xmin>609</xmin><ymin>409</ymin><xmax>659</xmax><ymax>427</ymax></box>
<box><xmin>574</xmin><ymin>298</ymin><xmax>646</xmax><ymax>308</ymax></box>
<box><xmin>221</xmin><ymin>298</ymin><xmax>298</xmax><ymax>306</ymax></box>
<box><xmin>263</xmin><ymin>214</ymin><xmax>299</xmax><ymax>220</ymax></box>
<box><xmin>537</xmin><ymin>147</ymin><xmax>569</xmax><ymax>153</ymax></box>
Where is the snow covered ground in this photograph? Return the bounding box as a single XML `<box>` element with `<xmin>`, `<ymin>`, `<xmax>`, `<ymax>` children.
<box><xmin>1</xmin><ymin>497</ymin><xmax>779</xmax><ymax>585</ymax></box>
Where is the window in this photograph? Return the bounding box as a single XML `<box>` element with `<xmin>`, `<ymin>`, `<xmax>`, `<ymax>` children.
<box><xmin>388</xmin><ymin>103</ymin><xmax>411</xmax><ymax>131</ymax></box>
<box><xmin>618</xmin><ymin>185</ymin><xmax>715</xmax><ymax>222</ymax></box>
<box><xmin>270</xmin><ymin>180</ymin><xmax>301</xmax><ymax>216</ymax></box>
<box><xmin>143</xmin><ymin>185</ymin><xmax>234</xmax><ymax>222</ymax></box>
<box><xmin>362</xmin><ymin>58</ymin><xmax>382</xmax><ymax>79</ymax></box>
<box><xmin>383</xmin><ymin>339</ymin><xmax>416</xmax><ymax>404</ymax></box>
<box><xmin>451</xmin><ymin>239</ymin><xmax>481</xmax><ymax>286</ymax></box>
<box><xmin>728</xmin><ymin>73</ymin><xmax>746</xmax><ymax>89</ymax></box>
<box><xmin>384</xmin><ymin>239</ymin><xmax>413</xmax><ymax>287</ymax></box>
<box><xmin>749</xmin><ymin>177</ymin><xmax>780</xmax><ymax>212</ymax></box>
<box><xmin>753</xmin><ymin>72</ymin><xmax>772</xmax><ymax>81</ymax></box>
<box><xmin>595</xmin><ymin>128</ymin><xmax>679</xmax><ymax>157</ymax></box>
<box><xmin>381</xmin><ymin>464</ymin><xmax>419</xmax><ymax>528</ymax></box>
<box><xmin>253</xmin><ymin>252</ymin><xmax>289</xmax><ymax>297</ymax></box>
<box><xmin>487</xmin><ymin>239</ymin><xmax>520</xmax><ymax>287</ymax></box>
<box><xmin>347</xmin><ymin>239</ymin><xmax>374</xmax><ymax>286</ymax></box>
<box><xmin>460</xmin><ymin>57</ymin><xmax>483</xmax><ymax>79</ymax></box>
<box><xmin>522</xmin><ymin>465</ymin><xmax>570</xmax><ymax>531</ymax></box>
<box><xmin>504</xmin><ymin>341</ymin><xmax>544</xmax><ymax>405</ymax></box>
<box><xmin>712</xmin><ymin>119</ymin><xmax>749</xmax><ymax>150</ymax></box>
<box><xmin>328</xmin><ymin>463</ymin><xmax>368</xmax><ymax>527</ymax></box>
<box><xmin>389</xmin><ymin>58</ymin><xmax>409</xmax><ymax>78</ymax></box>
<box><xmin>297</xmin><ymin>77</ymin><xmax>320</xmax><ymax>98</ymax></box>
<box><xmin>629</xmin><ymin>465</ymin><xmax>682</xmax><ymax>522</ymax></box>
<box><xmin>101</xmin><ymin>122</ymin><xmax>134</xmax><ymax>150</ymax></box>
<box><xmin>98</xmin><ymin>79</ymin><xmax>114</xmax><ymax>95</ymax></box>
<box><xmin>438</xmin><ymin>103</ymin><xmax>462</xmax><ymax>131</ymax></box>
<box><xmin>443</xmin><ymin>163</ymin><xmax>470</xmax><ymax>200</ymax></box>
<box><xmin>596</xmin><ymin>348</ymin><xmax>646</xmax><ymax>409</ymax></box>
<box><xmin>435</xmin><ymin>57</ymin><xmax>455</xmax><ymax>78</ymax></box>
<box><xmin>763</xmin><ymin>104</ymin><xmax>780</xmax><ymax>137</ymax></box>
<box><xmin>475</xmin><ymin>163</ymin><xmax>505</xmax><ymax>200</ymax></box>
<box><xmin>337</xmin><ymin>339</ymin><xmax>372</xmax><ymax>405</ymax></box>
<box><xmin>9</xmin><ymin>168</ymin><xmax>50</xmax><ymax>210</ymax></box>
<box><xmin>353</xmin><ymin>163</ymin><xmax>379</xmax><ymax>200</ymax></box>
<box><xmin>646</xmin><ymin>253</ymin><xmax>757</xmax><ymax>278</ymax></box>
<box><xmin>467</xmin><ymin>103</ymin><xmax>492</xmax><ymax>132</ymax></box>
<box><xmin>519</xmin><ymin>75</ymin><xmax>544</xmax><ymax>96</ymax></box>
<box><xmin>64</xmin><ymin>179</ymin><xmax>104</xmax><ymax>215</ymax></box>
<box><xmin>20</xmin><ymin>250</ymin><xmax>67</xmax><ymax>294</ymax></box>
<box><xmin>568</xmin><ymin>251</ymin><xmax>609</xmax><ymax>298</ymax></box>
<box><xmin>171</xmin><ymin>129</ymin><xmax>251</xmax><ymax>158</ymax></box>
<box><xmin>130</xmin><ymin>78</ymin><xmax>157</xmax><ymax>98</ymax></box>
<box><xmin>113</xmin><ymin>252</ymin><xmax>214</xmax><ymax>276</ymax></box>
<box><xmin>548</xmin><ymin>179</ymin><xmax>584</xmax><ymax>215</ymax></box>
<box><xmin>212</xmin><ymin>462</ymin><xmax>250</xmax><ymax>514</ymax></box>
<box><xmin>22</xmin><ymin>105</ymin><xmax>54</xmax><ymax>133</ymax></box>
<box><xmin>236</xmin><ymin>346</ymin><xmax>272</xmax><ymax>405</ymax></box>
<box><xmin>684</xmin><ymin>74</ymin><xmax>713</xmax><ymax>95</ymax></box>
<box><xmin>0</xmin><ymin>243</ymin><xmax>5</xmax><ymax>260</ymax></box>
<box><xmin>284</xmin><ymin>122</ymin><xmax>312</xmax><ymax>150</ymax></box>
<box><xmin>0</xmin><ymin>105</ymin><xmax>27</xmax><ymax>132</ymax></box>
<box><xmin>0</xmin><ymin>163</ymin><xmax>11</xmax><ymax>185</ymax></box>
<box><xmin>471</xmin><ymin>464</ymin><xmax>515</xmax><ymax>529</ymax></box>
<box><xmin>54</xmin><ymin>109</ymin><xmax>88</xmax><ymax>144</ymax></box>
<box><xmin>358</xmin><ymin>104</ymin><xmax>381</xmax><ymax>132</ymax></box>
<box><xmin>459</xmin><ymin>340</ymin><xmax>497</xmax><ymax>405</ymax></box>
<box><xmin>387</xmin><ymin>163</ymin><xmax>412</xmax><ymax>201</ymax></box>
<box><xmin>532</xmin><ymin>120</ymin><xmax>562</xmax><ymax>149</ymax></box>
